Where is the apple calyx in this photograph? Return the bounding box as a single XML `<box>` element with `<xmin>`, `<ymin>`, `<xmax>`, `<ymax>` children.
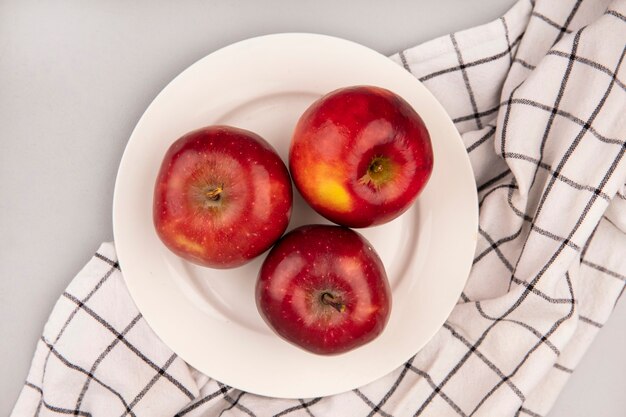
<box><xmin>359</xmin><ymin>156</ymin><xmax>394</xmax><ymax>189</ymax></box>
<box><xmin>321</xmin><ymin>292</ymin><xmax>346</xmax><ymax>313</ymax></box>
<box><xmin>205</xmin><ymin>184</ymin><xmax>224</xmax><ymax>202</ymax></box>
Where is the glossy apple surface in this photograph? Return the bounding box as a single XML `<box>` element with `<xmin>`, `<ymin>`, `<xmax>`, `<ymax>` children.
<box><xmin>289</xmin><ymin>85</ymin><xmax>434</xmax><ymax>228</ymax></box>
<box><xmin>256</xmin><ymin>225</ymin><xmax>391</xmax><ymax>355</ymax></box>
<box><xmin>153</xmin><ymin>126</ymin><xmax>292</xmax><ymax>268</ymax></box>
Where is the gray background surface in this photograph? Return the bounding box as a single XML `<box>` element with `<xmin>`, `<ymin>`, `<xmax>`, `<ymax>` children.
<box><xmin>1</xmin><ymin>1</ymin><xmax>624</xmax><ymax>415</ymax></box>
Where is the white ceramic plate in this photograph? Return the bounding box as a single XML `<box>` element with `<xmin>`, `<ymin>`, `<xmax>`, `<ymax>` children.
<box><xmin>113</xmin><ymin>33</ymin><xmax>478</xmax><ymax>399</ymax></box>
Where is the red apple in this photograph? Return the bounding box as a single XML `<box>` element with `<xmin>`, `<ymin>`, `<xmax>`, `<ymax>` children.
<box><xmin>289</xmin><ymin>85</ymin><xmax>433</xmax><ymax>228</ymax></box>
<box><xmin>256</xmin><ymin>225</ymin><xmax>391</xmax><ymax>355</ymax></box>
<box><xmin>153</xmin><ymin>126</ymin><xmax>292</xmax><ymax>268</ymax></box>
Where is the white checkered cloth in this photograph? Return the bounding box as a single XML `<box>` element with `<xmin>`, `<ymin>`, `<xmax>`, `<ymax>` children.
<box><xmin>11</xmin><ymin>0</ymin><xmax>626</xmax><ymax>416</ymax></box>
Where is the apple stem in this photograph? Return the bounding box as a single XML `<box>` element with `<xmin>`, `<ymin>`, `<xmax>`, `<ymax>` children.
<box><xmin>359</xmin><ymin>156</ymin><xmax>393</xmax><ymax>189</ymax></box>
<box><xmin>205</xmin><ymin>185</ymin><xmax>223</xmax><ymax>201</ymax></box>
<box><xmin>321</xmin><ymin>292</ymin><xmax>346</xmax><ymax>313</ymax></box>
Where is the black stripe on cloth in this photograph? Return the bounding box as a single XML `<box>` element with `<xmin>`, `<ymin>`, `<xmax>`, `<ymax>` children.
<box><xmin>475</xmin><ymin>226</ymin><xmax>520</xmax><ymax>271</ymax></box>
<box><xmin>40</xmin><ymin>337</ymin><xmax>133</xmax><ymax>414</ymax></box>
<box><xmin>353</xmin><ymin>390</ymin><xmax>393</xmax><ymax>417</ymax></box>
<box><xmin>509</xmin><ymin>275</ymin><xmax>576</xmax><ymax>304</ymax></box>
<box><xmin>479</xmin><ymin>243</ymin><xmax>576</xmax><ymax>307</ymax></box>
<box><xmin>506</xmin><ymin>185</ymin><xmax>533</xmax><ymax>222</ymax></box>
<box><xmin>477</xmin><ymin>169</ymin><xmax>512</xmax><ymax>192</ymax></box>
<box><xmin>42</xmin><ymin>401</ymin><xmax>92</xmax><ymax>417</ymax></box>
<box><xmin>603</xmin><ymin>214</ymin><xmax>624</xmax><ymax>230</ymax></box>
<box><xmin>484</xmin><ymin>194</ymin><xmax>581</xmax><ymax>303</ymax></box>
<box><xmin>580</xmin><ymin>222</ymin><xmax>599</xmax><ymax>259</ymax></box>
<box><xmin>500</xmin><ymin>83</ymin><xmax>524</xmax><ymax>157</ymax></box>
<box><xmin>451</xmin><ymin>33</ymin><xmax>483</xmax><ymax>130</ymax></box>
<box><xmin>94</xmin><ymin>253</ymin><xmax>120</xmax><ymax>270</ymax></box>
<box><xmin>75</xmin><ymin>314</ymin><xmax>142</xmax><ymax>415</ymax></box>
<box><xmin>510</xmin><ymin>98</ymin><xmax>624</xmax><ymax>145</ymax></box>
<box><xmin>399</xmin><ymin>51</ymin><xmax>411</xmax><ymax>72</ymax></box>
<box><xmin>33</xmin><ymin>388</ymin><xmax>44</xmax><ymax>415</ymax></box>
<box><xmin>443</xmin><ymin>322</ymin><xmax>526</xmax><ymax>402</ymax></box>
<box><xmin>470</xmin><ymin>273</ymin><xmax>575</xmax><ymax>415</ymax></box>
<box><xmin>519</xmin><ymin>406</ymin><xmax>543</xmax><ymax>417</ymax></box>
<box><xmin>554</xmin><ymin>363</ymin><xmax>574</xmax><ymax>373</ymax></box>
<box><xmin>218</xmin><ymin>391</ymin><xmax>246</xmax><ymax>417</ymax></box>
<box><xmin>527</xmin><ymin>31</ymin><xmax>581</xmax><ymax>193</ymax></box>
<box><xmin>25</xmin><ymin>379</ymin><xmax>46</xmax><ymax>417</ymax></box>
<box><xmin>501</xmin><ymin>16</ymin><xmax>514</xmax><ymax>65</ymax></box>
<box><xmin>365</xmin><ymin>356</ymin><xmax>416</xmax><ymax>417</ymax></box>
<box><xmin>546</xmin><ymin>51</ymin><xmax>626</xmax><ymax>91</ymax></box>
<box><xmin>456</xmin><ymin>96</ymin><xmax>624</xmax><ymax>145</ymax></box>
<box><xmin>121</xmin><ymin>353</ymin><xmax>178</xmax><ymax>417</ymax></box>
<box><xmin>581</xmin><ymin>259</ymin><xmax>626</xmax><ymax>281</ymax></box>
<box><xmin>503</xmin><ymin>152</ymin><xmax>611</xmax><ymax>200</ymax></box>
<box><xmin>531</xmin><ymin>12</ymin><xmax>573</xmax><ymax>34</ymax></box>
<box><xmin>414</xmin><ymin>341</ymin><xmax>477</xmax><ymax>416</ymax></box>
<box><xmin>174</xmin><ymin>386</ymin><xmax>230</xmax><ymax>417</ymax></box>
<box><xmin>607</xmin><ymin>9</ymin><xmax>626</xmax><ymax>22</ymax></box>
<box><xmin>479</xmin><ymin>182</ymin><xmax>518</xmax><ymax>209</ymax></box>
<box><xmin>467</xmin><ymin>126</ymin><xmax>497</xmax><ymax>153</ymax></box>
<box><xmin>529</xmin><ymin>225</ymin><xmax>581</xmax><ymax>251</ymax></box>
<box><xmin>24</xmin><ymin>381</ymin><xmax>84</xmax><ymax>417</ymax></box>
<box><xmin>420</xmin><ymin>32</ymin><xmax>524</xmax><ymax>82</ymax></box>
<box><xmin>513</xmin><ymin>58</ymin><xmax>536</xmax><ymax>70</ymax></box>
<box><xmin>579</xmin><ymin>315</ymin><xmax>603</xmax><ymax>328</ymax></box>
<box><xmin>554</xmin><ymin>0</ymin><xmax>584</xmax><ymax>45</ymax></box>
<box><xmin>299</xmin><ymin>399</ymin><xmax>319</xmax><ymax>417</ymax></box>
<box><xmin>273</xmin><ymin>398</ymin><xmax>322</xmax><ymax>417</ymax></box>
<box><xmin>502</xmin><ymin>185</ymin><xmax>582</xmax><ymax>252</ymax></box>
<box><xmin>615</xmin><ymin>283</ymin><xmax>626</xmax><ymax>309</ymax></box>
<box><xmin>216</xmin><ymin>382</ymin><xmax>256</xmax><ymax>417</ymax></box>
<box><xmin>25</xmin><ymin>381</ymin><xmax>43</xmax><ymax>395</ymax></box>
<box><xmin>52</xmin><ymin>260</ymin><xmax>117</xmax><ymax>344</ymax></box>
<box><xmin>475</xmin><ymin>303</ymin><xmax>560</xmax><ymax>355</ymax></box>
<box><xmin>407</xmin><ymin>365</ymin><xmax>467</xmax><ymax>417</ymax></box>
<box><xmin>62</xmin><ymin>292</ymin><xmax>195</xmax><ymax>400</ymax></box>
<box><xmin>453</xmin><ymin>105</ymin><xmax>501</xmax><ymax>123</ymax></box>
